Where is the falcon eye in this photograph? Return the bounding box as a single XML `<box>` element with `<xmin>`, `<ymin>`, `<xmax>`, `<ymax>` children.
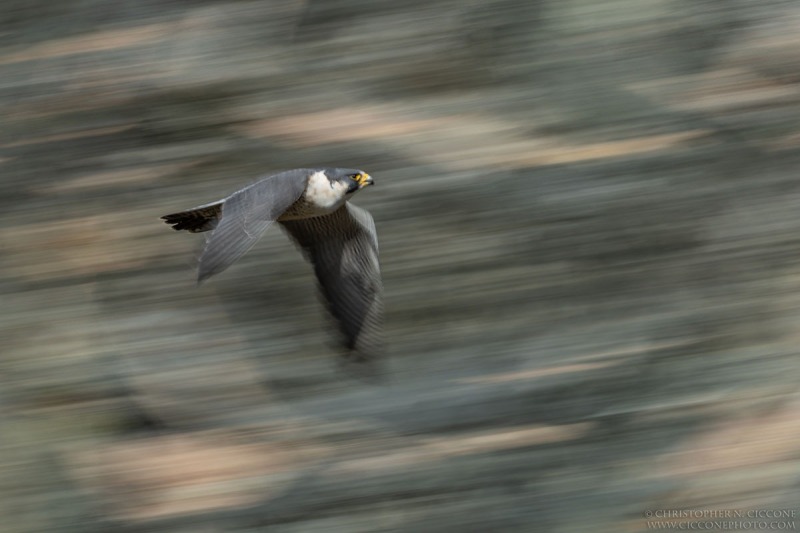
<box><xmin>349</xmin><ymin>174</ymin><xmax>360</xmax><ymax>180</ymax></box>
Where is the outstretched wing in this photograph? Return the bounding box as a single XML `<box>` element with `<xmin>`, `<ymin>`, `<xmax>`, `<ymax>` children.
<box><xmin>279</xmin><ymin>203</ymin><xmax>384</xmax><ymax>363</ymax></box>
<box><xmin>165</xmin><ymin>169</ymin><xmax>310</xmax><ymax>283</ymax></box>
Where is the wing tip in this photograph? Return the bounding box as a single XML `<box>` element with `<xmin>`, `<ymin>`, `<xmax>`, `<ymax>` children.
<box><xmin>196</xmin><ymin>261</ymin><xmax>219</xmax><ymax>285</ymax></box>
<box><xmin>161</xmin><ymin>206</ymin><xmax>221</xmax><ymax>233</ymax></box>
<box><xmin>161</xmin><ymin>212</ymin><xmax>196</xmax><ymax>232</ymax></box>
<box><xmin>161</xmin><ymin>213</ymin><xmax>181</xmax><ymax>230</ymax></box>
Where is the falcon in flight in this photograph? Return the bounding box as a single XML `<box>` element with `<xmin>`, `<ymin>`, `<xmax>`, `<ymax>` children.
<box><xmin>162</xmin><ymin>168</ymin><xmax>383</xmax><ymax>364</ymax></box>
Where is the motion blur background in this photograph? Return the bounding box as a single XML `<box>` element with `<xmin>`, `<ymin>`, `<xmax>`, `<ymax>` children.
<box><xmin>3</xmin><ymin>0</ymin><xmax>800</xmax><ymax>531</ymax></box>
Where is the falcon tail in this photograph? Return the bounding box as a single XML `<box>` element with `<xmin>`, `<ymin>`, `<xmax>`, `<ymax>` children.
<box><xmin>161</xmin><ymin>201</ymin><xmax>223</xmax><ymax>233</ymax></box>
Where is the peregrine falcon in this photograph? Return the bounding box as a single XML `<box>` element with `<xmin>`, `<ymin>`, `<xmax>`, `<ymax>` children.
<box><xmin>162</xmin><ymin>168</ymin><xmax>383</xmax><ymax>364</ymax></box>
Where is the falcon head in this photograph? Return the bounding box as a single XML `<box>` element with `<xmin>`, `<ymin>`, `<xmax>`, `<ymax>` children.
<box><xmin>327</xmin><ymin>168</ymin><xmax>373</xmax><ymax>195</ymax></box>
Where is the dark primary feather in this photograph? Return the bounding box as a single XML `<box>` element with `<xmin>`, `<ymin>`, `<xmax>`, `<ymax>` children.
<box><xmin>280</xmin><ymin>204</ymin><xmax>384</xmax><ymax>363</ymax></box>
<box><xmin>162</xmin><ymin>203</ymin><xmax>222</xmax><ymax>233</ymax></box>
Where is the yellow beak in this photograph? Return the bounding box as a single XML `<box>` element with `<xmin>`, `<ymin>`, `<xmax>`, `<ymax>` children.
<box><xmin>357</xmin><ymin>172</ymin><xmax>373</xmax><ymax>188</ymax></box>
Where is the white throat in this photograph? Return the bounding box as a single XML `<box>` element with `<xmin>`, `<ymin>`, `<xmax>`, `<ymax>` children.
<box><xmin>305</xmin><ymin>170</ymin><xmax>349</xmax><ymax>210</ymax></box>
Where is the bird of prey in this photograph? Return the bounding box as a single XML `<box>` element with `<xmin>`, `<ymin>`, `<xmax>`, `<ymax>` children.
<box><xmin>162</xmin><ymin>168</ymin><xmax>383</xmax><ymax>364</ymax></box>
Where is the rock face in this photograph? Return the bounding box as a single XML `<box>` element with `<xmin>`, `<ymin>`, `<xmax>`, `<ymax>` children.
<box><xmin>3</xmin><ymin>1</ymin><xmax>800</xmax><ymax>531</ymax></box>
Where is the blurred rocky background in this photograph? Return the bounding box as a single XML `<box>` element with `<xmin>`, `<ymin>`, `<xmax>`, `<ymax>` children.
<box><xmin>3</xmin><ymin>0</ymin><xmax>800</xmax><ymax>531</ymax></box>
